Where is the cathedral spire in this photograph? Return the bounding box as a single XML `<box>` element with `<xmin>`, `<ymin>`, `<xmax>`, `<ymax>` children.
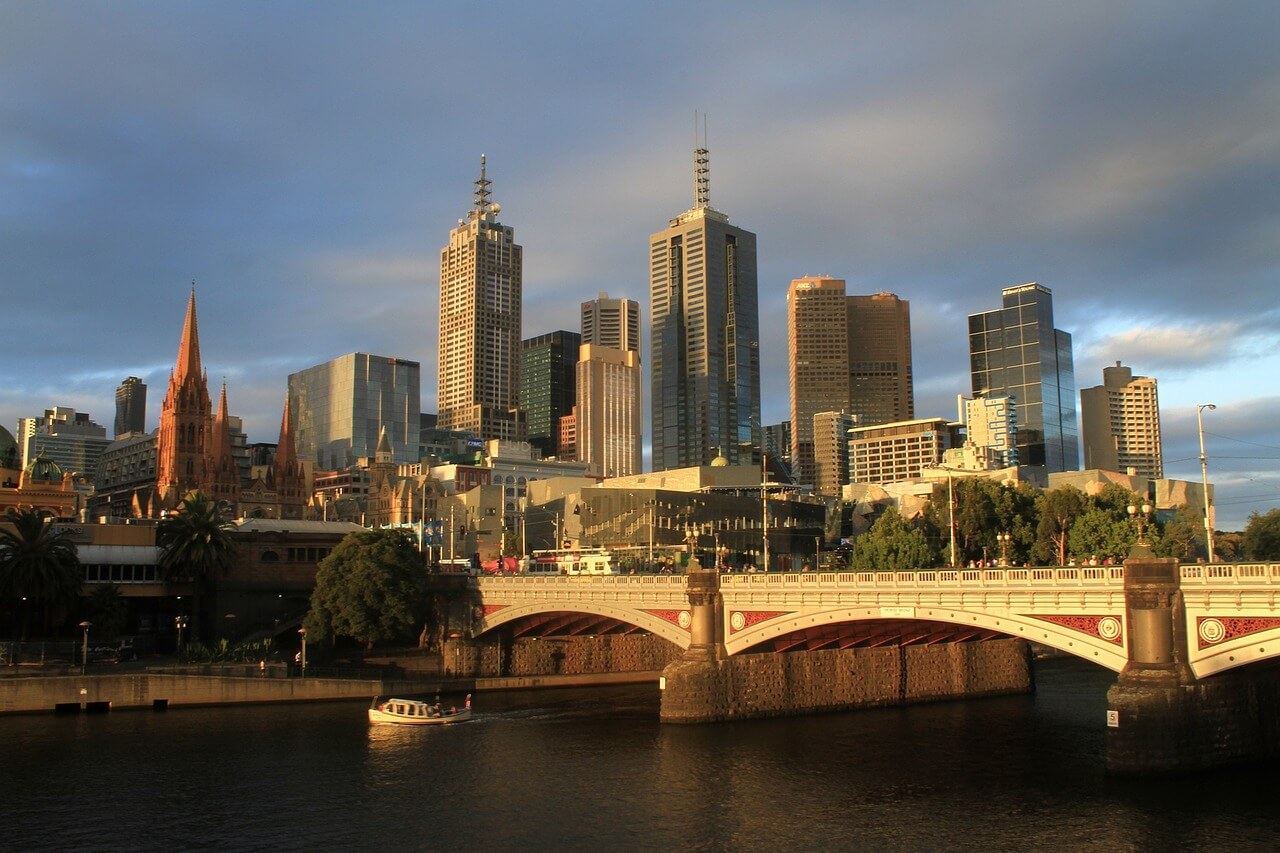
<box><xmin>175</xmin><ymin>283</ymin><xmax>203</xmax><ymax>380</ymax></box>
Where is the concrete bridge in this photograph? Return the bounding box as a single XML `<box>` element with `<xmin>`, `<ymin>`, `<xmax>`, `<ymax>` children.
<box><xmin>477</xmin><ymin>561</ymin><xmax>1280</xmax><ymax>678</ymax></box>
<box><xmin>474</xmin><ymin>558</ymin><xmax>1280</xmax><ymax>774</ymax></box>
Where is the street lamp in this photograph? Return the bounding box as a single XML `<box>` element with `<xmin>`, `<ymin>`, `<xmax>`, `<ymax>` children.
<box><xmin>79</xmin><ymin>620</ymin><xmax>91</xmax><ymax>674</ymax></box>
<box><xmin>1197</xmin><ymin>403</ymin><xmax>1216</xmax><ymax>563</ymax></box>
<box><xmin>297</xmin><ymin>626</ymin><xmax>307</xmax><ymax>676</ymax></box>
<box><xmin>1127</xmin><ymin>501</ymin><xmax>1153</xmax><ymax>547</ymax></box>
<box><xmin>174</xmin><ymin>615</ymin><xmax>189</xmax><ymax>652</ymax></box>
<box><xmin>997</xmin><ymin>531</ymin><xmax>1012</xmax><ymax>566</ymax></box>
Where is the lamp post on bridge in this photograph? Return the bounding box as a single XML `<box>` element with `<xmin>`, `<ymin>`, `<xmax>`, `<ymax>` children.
<box><xmin>997</xmin><ymin>531</ymin><xmax>1012</xmax><ymax>567</ymax></box>
<box><xmin>1127</xmin><ymin>501</ymin><xmax>1153</xmax><ymax>557</ymax></box>
<box><xmin>1197</xmin><ymin>403</ymin><xmax>1216</xmax><ymax>563</ymax></box>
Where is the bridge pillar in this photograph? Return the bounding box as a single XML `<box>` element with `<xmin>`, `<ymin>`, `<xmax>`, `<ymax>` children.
<box><xmin>659</xmin><ymin>560</ymin><xmax>729</xmax><ymax>722</ymax></box>
<box><xmin>1107</xmin><ymin>555</ymin><xmax>1280</xmax><ymax>774</ymax></box>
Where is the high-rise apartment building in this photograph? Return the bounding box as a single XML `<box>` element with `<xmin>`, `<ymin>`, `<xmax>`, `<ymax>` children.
<box><xmin>581</xmin><ymin>292</ymin><xmax>640</xmax><ymax>351</ymax></box>
<box><xmin>650</xmin><ymin>145</ymin><xmax>760</xmax><ymax>470</ymax></box>
<box><xmin>438</xmin><ymin>156</ymin><xmax>523</xmax><ymax>442</ymax></box>
<box><xmin>968</xmin><ymin>283</ymin><xmax>1078</xmax><ymax>473</ymax></box>
<box><xmin>575</xmin><ymin>292</ymin><xmax>642</xmax><ymax>478</ymax></box>
<box><xmin>787</xmin><ymin>278</ymin><xmax>914</xmax><ymax>487</ymax></box>
<box><xmin>520</xmin><ymin>330</ymin><xmax>580</xmax><ymax>458</ymax></box>
<box><xmin>114</xmin><ymin>376</ymin><xmax>147</xmax><ymax>438</ymax></box>
<box><xmin>962</xmin><ymin>395</ymin><xmax>1018</xmax><ymax>469</ymax></box>
<box><xmin>813</xmin><ymin>411</ymin><xmax>856</xmax><ymax>497</ymax></box>
<box><xmin>1080</xmin><ymin>361</ymin><xmax>1163</xmax><ymax>477</ymax></box>
<box><xmin>849</xmin><ymin>292</ymin><xmax>914</xmax><ymax>425</ymax></box>
<box><xmin>289</xmin><ymin>353</ymin><xmax>421</xmax><ymax>470</ymax></box>
<box><xmin>576</xmin><ymin>344</ymin><xmax>642</xmax><ymax>478</ymax></box>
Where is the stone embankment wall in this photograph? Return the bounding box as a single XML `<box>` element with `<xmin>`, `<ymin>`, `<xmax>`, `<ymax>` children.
<box><xmin>1107</xmin><ymin>665</ymin><xmax>1280</xmax><ymax>774</ymax></box>
<box><xmin>445</xmin><ymin>635</ymin><xmax>681</xmax><ymax>678</ymax></box>
<box><xmin>661</xmin><ymin>639</ymin><xmax>1032</xmax><ymax>723</ymax></box>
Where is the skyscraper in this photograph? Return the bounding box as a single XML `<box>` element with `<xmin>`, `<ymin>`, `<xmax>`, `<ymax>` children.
<box><xmin>1080</xmin><ymin>361</ymin><xmax>1163</xmax><ymax>477</ymax></box>
<box><xmin>649</xmin><ymin>144</ymin><xmax>760</xmax><ymax>470</ymax></box>
<box><xmin>520</xmin><ymin>330</ymin><xmax>580</xmax><ymax>458</ymax></box>
<box><xmin>289</xmin><ymin>353</ymin><xmax>421</xmax><ymax>469</ymax></box>
<box><xmin>787</xmin><ymin>279</ymin><xmax>914</xmax><ymax>487</ymax></box>
<box><xmin>576</xmin><ymin>292</ymin><xmax>643</xmax><ymax>478</ymax></box>
<box><xmin>438</xmin><ymin>156</ymin><xmax>523</xmax><ymax>442</ymax></box>
<box><xmin>968</xmin><ymin>283</ymin><xmax>1078</xmax><ymax>473</ymax></box>
<box><xmin>848</xmin><ymin>292</ymin><xmax>914</xmax><ymax>426</ymax></box>
<box><xmin>114</xmin><ymin>376</ymin><xmax>147</xmax><ymax>438</ymax></box>
<box><xmin>581</xmin><ymin>292</ymin><xmax>641</xmax><ymax>351</ymax></box>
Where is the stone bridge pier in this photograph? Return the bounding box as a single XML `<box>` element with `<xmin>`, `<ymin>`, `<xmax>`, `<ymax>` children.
<box><xmin>1107</xmin><ymin>555</ymin><xmax>1280</xmax><ymax>775</ymax></box>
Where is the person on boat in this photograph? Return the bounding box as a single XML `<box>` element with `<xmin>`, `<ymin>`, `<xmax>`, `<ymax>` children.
<box><xmin>465</xmin><ymin>694</ymin><xmax>472</xmax><ymax>709</ymax></box>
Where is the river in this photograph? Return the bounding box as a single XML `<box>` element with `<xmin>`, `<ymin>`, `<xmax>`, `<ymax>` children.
<box><xmin>5</xmin><ymin>657</ymin><xmax>1278</xmax><ymax>851</ymax></box>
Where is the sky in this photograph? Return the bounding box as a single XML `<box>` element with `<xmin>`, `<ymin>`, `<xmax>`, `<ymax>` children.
<box><xmin>3</xmin><ymin>1</ymin><xmax>1278</xmax><ymax>530</ymax></box>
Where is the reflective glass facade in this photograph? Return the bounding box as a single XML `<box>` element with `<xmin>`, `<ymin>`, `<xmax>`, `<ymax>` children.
<box><xmin>968</xmin><ymin>283</ymin><xmax>1077</xmax><ymax>472</ymax></box>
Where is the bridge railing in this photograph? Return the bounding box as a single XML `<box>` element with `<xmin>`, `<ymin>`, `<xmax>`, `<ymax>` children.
<box><xmin>1180</xmin><ymin>563</ymin><xmax>1280</xmax><ymax>584</ymax></box>
<box><xmin>722</xmin><ymin>566</ymin><xmax>1124</xmax><ymax>588</ymax></box>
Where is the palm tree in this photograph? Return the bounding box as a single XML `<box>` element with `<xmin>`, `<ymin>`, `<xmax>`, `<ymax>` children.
<box><xmin>156</xmin><ymin>492</ymin><xmax>237</xmax><ymax>643</ymax></box>
<box><xmin>0</xmin><ymin>509</ymin><xmax>83</xmax><ymax>637</ymax></box>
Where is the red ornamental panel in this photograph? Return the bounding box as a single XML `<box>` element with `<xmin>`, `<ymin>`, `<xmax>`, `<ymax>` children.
<box><xmin>1196</xmin><ymin>616</ymin><xmax>1280</xmax><ymax>648</ymax></box>
<box><xmin>481</xmin><ymin>604</ymin><xmax>508</xmax><ymax>616</ymax></box>
<box><xmin>1030</xmin><ymin>614</ymin><xmax>1124</xmax><ymax>646</ymax></box>
<box><xmin>728</xmin><ymin>611</ymin><xmax>794</xmax><ymax>634</ymax></box>
<box><xmin>644</xmin><ymin>609</ymin><xmax>690</xmax><ymax>629</ymax></box>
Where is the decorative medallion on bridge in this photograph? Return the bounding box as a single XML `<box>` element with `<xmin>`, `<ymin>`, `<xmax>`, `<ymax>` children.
<box><xmin>644</xmin><ymin>609</ymin><xmax>692</xmax><ymax>631</ymax></box>
<box><xmin>1030</xmin><ymin>614</ymin><xmax>1124</xmax><ymax>646</ymax></box>
<box><xmin>1196</xmin><ymin>616</ymin><xmax>1280</xmax><ymax>648</ymax></box>
<box><xmin>481</xmin><ymin>604</ymin><xmax>508</xmax><ymax>616</ymax></box>
<box><xmin>729</xmin><ymin>611</ymin><xmax>792</xmax><ymax>633</ymax></box>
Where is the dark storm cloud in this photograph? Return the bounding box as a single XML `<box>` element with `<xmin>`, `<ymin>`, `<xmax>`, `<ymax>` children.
<box><xmin>2</xmin><ymin>1</ymin><xmax>1277</xmax><ymax>525</ymax></box>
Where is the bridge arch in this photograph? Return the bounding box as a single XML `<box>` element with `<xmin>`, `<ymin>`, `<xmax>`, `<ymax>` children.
<box><xmin>480</xmin><ymin>602</ymin><xmax>690</xmax><ymax>650</ymax></box>
<box><xmin>724</xmin><ymin>606</ymin><xmax>1129</xmax><ymax>672</ymax></box>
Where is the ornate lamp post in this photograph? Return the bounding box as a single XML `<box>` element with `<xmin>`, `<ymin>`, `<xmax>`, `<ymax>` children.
<box><xmin>1197</xmin><ymin>403</ymin><xmax>1216</xmax><ymax>563</ymax></box>
<box><xmin>1127</xmin><ymin>501</ymin><xmax>1153</xmax><ymax>553</ymax></box>
<box><xmin>297</xmin><ymin>626</ymin><xmax>307</xmax><ymax>676</ymax></box>
<box><xmin>79</xmin><ymin>620</ymin><xmax>91</xmax><ymax>674</ymax></box>
<box><xmin>997</xmin><ymin>531</ymin><xmax>1012</xmax><ymax>566</ymax></box>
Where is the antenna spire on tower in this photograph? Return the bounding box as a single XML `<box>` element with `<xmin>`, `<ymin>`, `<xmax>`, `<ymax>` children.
<box><xmin>473</xmin><ymin>153</ymin><xmax>493</xmax><ymax>215</ymax></box>
<box><xmin>693</xmin><ymin>111</ymin><xmax>710</xmax><ymax>209</ymax></box>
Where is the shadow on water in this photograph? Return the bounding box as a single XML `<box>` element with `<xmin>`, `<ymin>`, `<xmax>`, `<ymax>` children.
<box><xmin>5</xmin><ymin>657</ymin><xmax>1279</xmax><ymax>851</ymax></box>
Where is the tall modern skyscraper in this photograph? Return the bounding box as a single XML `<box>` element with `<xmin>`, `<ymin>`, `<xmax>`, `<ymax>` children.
<box><xmin>649</xmin><ymin>144</ymin><xmax>760</xmax><ymax>470</ymax></box>
<box><xmin>114</xmin><ymin>376</ymin><xmax>147</xmax><ymax>438</ymax></box>
<box><xmin>520</xmin><ymin>330</ymin><xmax>580</xmax><ymax>458</ymax></box>
<box><xmin>438</xmin><ymin>155</ymin><xmax>524</xmax><ymax>442</ymax></box>
<box><xmin>848</xmin><ymin>292</ymin><xmax>914</xmax><ymax>426</ymax></box>
<box><xmin>576</xmin><ymin>292</ymin><xmax>642</xmax><ymax>477</ymax></box>
<box><xmin>787</xmin><ymin>278</ymin><xmax>914</xmax><ymax>487</ymax></box>
<box><xmin>581</xmin><ymin>291</ymin><xmax>641</xmax><ymax>351</ymax></box>
<box><xmin>289</xmin><ymin>353</ymin><xmax>421</xmax><ymax>470</ymax></box>
<box><xmin>968</xmin><ymin>283</ymin><xmax>1078</xmax><ymax>473</ymax></box>
<box><xmin>1080</xmin><ymin>361</ymin><xmax>1163</xmax><ymax>477</ymax></box>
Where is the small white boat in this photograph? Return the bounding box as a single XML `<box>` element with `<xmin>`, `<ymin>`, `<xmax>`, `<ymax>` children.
<box><xmin>368</xmin><ymin>694</ymin><xmax>472</xmax><ymax>726</ymax></box>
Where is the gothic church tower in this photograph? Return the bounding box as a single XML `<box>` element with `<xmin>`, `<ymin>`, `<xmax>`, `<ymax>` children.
<box><xmin>155</xmin><ymin>287</ymin><xmax>213</xmax><ymax>510</ymax></box>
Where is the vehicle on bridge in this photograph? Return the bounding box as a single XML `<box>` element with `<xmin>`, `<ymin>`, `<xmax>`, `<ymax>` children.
<box><xmin>529</xmin><ymin>548</ymin><xmax>617</xmax><ymax>575</ymax></box>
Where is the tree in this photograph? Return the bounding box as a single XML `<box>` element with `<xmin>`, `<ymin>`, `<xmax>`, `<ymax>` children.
<box><xmin>305</xmin><ymin>528</ymin><xmax>428</xmax><ymax>649</ymax></box>
<box><xmin>1242</xmin><ymin>509</ymin><xmax>1280</xmax><ymax>561</ymax></box>
<box><xmin>156</xmin><ymin>492</ymin><xmax>237</xmax><ymax>642</ymax></box>
<box><xmin>849</xmin><ymin>507</ymin><xmax>934</xmax><ymax>572</ymax></box>
<box><xmin>1153</xmin><ymin>503</ymin><xmax>1203</xmax><ymax>560</ymax></box>
<box><xmin>1066</xmin><ymin>507</ymin><xmax>1134</xmax><ymax>563</ymax></box>
<box><xmin>0</xmin><ymin>509</ymin><xmax>82</xmax><ymax>636</ymax></box>
<box><xmin>86</xmin><ymin>584</ymin><xmax>129</xmax><ymax>643</ymax></box>
<box><xmin>1034</xmin><ymin>487</ymin><xmax>1086</xmax><ymax>566</ymax></box>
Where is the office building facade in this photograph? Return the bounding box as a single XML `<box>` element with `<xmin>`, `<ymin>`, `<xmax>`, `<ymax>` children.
<box><xmin>963</xmin><ymin>395</ymin><xmax>1018</xmax><ymax>469</ymax></box>
<box><xmin>581</xmin><ymin>292</ymin><xmax>641</xmax><ymax>352</ymax></box>
<box><xmin>576</xmin><ymin>344</ymin><xmax>642</xmax><ymax>478</ymax></box>
<box><xmin>968</xmin><ymin>283</ymin><xmax>1078</xmax><ymax>472</ymax></box>
<box><xmin>289</xmin><ymin>353</ymin><xmax>421</xmax><ymax>470</ymax></box>
<box><xmin>438</xmin><ymin>156</ymin><xmax>523</xmax><ymax>442</ymax></box>
<box><xmin>848</xmin><ymin>417</ymin><xmax>965</xmax><ymax>486</ymax></box>
<box><xmin>520</xmin><ymin>330</ymin><xmax>580</xmax><ymax>458</ymax></box>
<box><xmin>1080</xmin><ymin>361</ymin><xmax>1163</xmax><ymax>478</ymax></box>
<box><xmin>650</xmin><ymin>146</ymin><xmax>761</xmax><ymax>470</ymax></box>
<box><xmin>848</xmin><ymin>291</ymin><xmax>914</xmax><ymax>426</ymax></box>
<box><xmin>114</xmin><ymin>376</ymin><xmax>147</xmax><ymax>438</ymax></box>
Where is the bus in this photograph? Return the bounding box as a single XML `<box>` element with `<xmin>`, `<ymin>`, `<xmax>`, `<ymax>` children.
<box><xmin>528</xmin><ymin>548</ymin><xmax>617</xmax><ymax>576</ymax></box>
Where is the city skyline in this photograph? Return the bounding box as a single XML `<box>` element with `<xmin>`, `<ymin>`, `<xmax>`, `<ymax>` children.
<box><xmin>3</xmin><ymin>3</ymin><xmax>1278</xmax><ymax>527</ymax></box>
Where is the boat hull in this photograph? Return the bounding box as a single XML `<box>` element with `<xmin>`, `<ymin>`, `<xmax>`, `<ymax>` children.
<box><xmin>368</xmin><ymin>703</ymin><xmax>472</xmax><ymax>726</ymax></box>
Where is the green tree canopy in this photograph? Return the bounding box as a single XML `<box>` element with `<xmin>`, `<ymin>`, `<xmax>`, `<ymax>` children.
<box><xmin>156</xmin><ymin>491</ymin><xmax>237</xmax><ymax>643</ymax></box>
<box><xmin>1034</xmin><ymin>487</ymin><xmax>1087</xmax><ymax>566</ymax></box>
<box><xmin>849</xmin><ymin>507</ymin><xmax>934</xmax><ymax>572</ymax></box>
<box><xmin>1242</xmin><ymin>509</ymin><xmax>1280</xmax><ymax>561</ymax></box>
<box><xmin>305</xmin><ymin>528</ymin><xmax>428</xmax><ymax>649</ymax></box>
<box><xmin>0</xmin><ymin>509</ymin><xmax>82</xmax><ymax>634</ymax></box>
<box><xmin>1066</xmin><ymin>507</ymin><xmax>1134</xmax><ymax>563</ymax></box>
